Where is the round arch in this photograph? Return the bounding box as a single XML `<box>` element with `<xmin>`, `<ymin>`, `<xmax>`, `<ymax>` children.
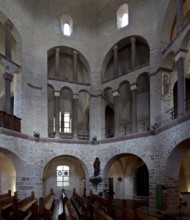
<box><xmin>43</xmin><ymin>155</ymin><xmax>89</xmax><ymax>198</ymax></box>
<box><xmin>0</xmin><ymin>147</ymin><xmax>25</xmax><ymax>177</ymax></box>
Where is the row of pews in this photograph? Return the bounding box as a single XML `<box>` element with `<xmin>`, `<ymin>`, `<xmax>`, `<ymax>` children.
<box><xmin>65</xmin><ymin>188</ymin><xmax>159</xmax><ymax>220</ymax></box>
<box><xmin>0</xmin><ymin>189</ymin><xmax>55</xmax><ymax>220</ymax></box>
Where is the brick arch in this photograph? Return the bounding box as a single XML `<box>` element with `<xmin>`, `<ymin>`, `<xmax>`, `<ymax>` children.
<box><xmin>0</xmin><ymin>147</ymin><xmax>25</xmax><ymax>177</ymax></box>
<box><xmin>42</xmin><ymin>147</ymin><xmax>93</xmax><ymax>178</ymax></box>
<box><xmin>165</xmin><ymin>138</ymin><xmax>190</xmax><ymax>176</ymax></box>
<box><xmin>101</xmin><ymin>147</ymin><xmax>154</xmax><ymax>177</ymax></box>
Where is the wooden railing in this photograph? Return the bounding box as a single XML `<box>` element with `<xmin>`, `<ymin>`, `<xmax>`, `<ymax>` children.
<box><xmin>0</xmin><ymin>111</ymin><xmax>21</xmax><ymax>132</ymax></box>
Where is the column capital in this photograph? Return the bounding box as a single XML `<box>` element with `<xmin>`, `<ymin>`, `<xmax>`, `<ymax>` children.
<box><xmin>55</xmin><ymin>47</ymin><xmax>60</xmax><ymax>52</ymax></box>
<box><xmin>112</xmin><ymin>90</ymin><xmax>120</xmax><ymax>97</ymax></box>
<box><xmin>130</xmin><ymin>83</ymin><xmax>138</xmax><ymax>91</ymax></box>
<box><xmin>73</xmin><ymin>94</ymin><xmax>79</xmax><ymax>100</ymax></box>
<box><xmin>113</xmin><ymin>45</ymin><xmax>118</xmax><ymax>50</ymax></box>
<box><xmin>54</xmin><ymin>91</ymin><xmax>60</xmax><ymax>97</ymax></box>
<box><xmin>174</xmin><ymin>49</ymin><xmax>188</xmax><ymax>61</ymax></box>
<box><xmin>73</xmin><ymin>50</ymin><xmax>78</xmax><ymax>55</ymax></box>
<box><xmin>130</xmin><ymin>36</ymin><xmax>136</xmax><ymax>43</ymax></box>
<box><xmin>3</xmin><ymin>72</ymin><xmax>13</xmax><ymax>82</ymax></box>
<box><xmin>5</xmin><ymin>19</ymin><xmax>14</xmax><ymax>30</ymax></box>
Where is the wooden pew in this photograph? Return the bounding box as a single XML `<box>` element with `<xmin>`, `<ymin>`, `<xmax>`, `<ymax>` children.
<box><xmin>94</xmin><ymin>201</ymin><xmax>114</xmax><ymax>220</ymax></box>
<box><xmin>0</xmin><ymin>191</ymin><xmax>17</xmax><ymax>219</ymax></box>
<box><xmin>39</xmin><ymin>188</ymin><xmax>55</xmax><ymax>220</ymax></box>
<box><xmin>123</xmin><ymin>207</ymin><xmax>158</xmax><ymax>220</ymax></box>
<box><xmin>0</xmin><ymin>190</ymin><xmax>12</xmax><ymax>201</ymax></box>
<box><xmin>90</xmin><ymin>192</ymin><xmax>113</xmax><ymax>218</ymax></box>
<box><xmin>65</xmin><ymin>199</ymin><xmax>77</xmax><ymax>220</ymax></box>
<box><xmin>71</xmin><ymin>190</ymin><xmax>90</xmax><ymax>220</ymax></box>
<box><xmin>12</xmin><ymin>191</ymin><xmax>37</xmax><ymax>220</ymax></box>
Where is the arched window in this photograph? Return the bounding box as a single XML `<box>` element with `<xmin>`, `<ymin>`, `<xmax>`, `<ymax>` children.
<box><xmin>58</xmin><ymin>112</ymin><xmax>72</xmax><ymax>133</ymax></box>
<box><xmin>56</xmin><ymin>165</ymin><xmax>70</xmax><ymax>187</ymax></box>
<box><xmin>63</xmin><ymin>23</ymin><xmax>71</xmax><ymax>36</ymax></box>
<box><xmin>117</xmin><ymin>3</ymin><xmax>129</xmax><ymax>29</ymax></box>
<box><xmin>60</xmin><ymin>15</ymin><xmax>73</xmax><ymax>37</ymax></box>
<box><xmin>64</xmin><ymin>112</ymin><xmax>72</xmax><ymax>133</ymax></box>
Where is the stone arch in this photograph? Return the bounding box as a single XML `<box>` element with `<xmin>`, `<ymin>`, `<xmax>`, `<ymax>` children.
<box><xmin>101</xmin><ymin>35</ymin><xmax>150</xmax><ymax>82</ymax></box>
<box><xmin>47</xmin><ymin>46</ymin><xmax>91</xmax><ymax>84</ymax></box>
<box><xmin>102</xmin><ymin>150</ymin><xmax>153</xmax><ymax>199</ymax></box>
<box><xmin>102</xmin><ymin>148</ymin><xmax>154</xmax><ymax>177</ymax></box>
<box><xmin>78</xmin><ymin>90</ymin><xmax>90</xmax><ymax>139</ymax></box>
<box><xmin>43</xmin><ymin>154</ymin><xmax>89</xmax><ymax>198</ymax></box>
<box><xmin>0</xmin><ymin>147</ymin><xmax>25</xmax><ymax>177</ymax></box>
<box><xmin>136</xmin><ymin>72</ymin><xmax>150</xmax><ymax>131</ymax></box>
<box><xmin>159</xmin><ymin>0</ymin><xmax>176</xmax><ymax>45</ymax></box>
<box><xmin>165</xmin><ymin>138</ymin><xmax>190</xmax><ymax>177</ymax></box>
<box><xmin>0</xmin><ymin>9</ymin><xmax>22</xmax><ymax>64</ymax></box>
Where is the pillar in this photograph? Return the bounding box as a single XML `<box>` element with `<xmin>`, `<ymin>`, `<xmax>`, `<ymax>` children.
<box><xmin>174</xmin><ymin>50</ymin><xmax>187</xmax><ymax>117</ymax></box>
<box><xmin>54</xmin><ymin>91</ymin><xmax>60</xmax><ymax>137</ymax></box>
<box><xmin>5</xmin><ymin>19</ymin><xmax>14</xmax><ymax>60</ymax></box>
<box><xmin>113</xmin><ymin>45</ymin><xmax>118</xmax><ymax>77</ymax></box>
<box><xmin>176</xmin><ymin>0</ymin><xmax>184</xmax><ymax>33</ymax></box>
<box><xmin>130</xmin><ymin>36</ymin><xmax>136</xmax><ymax>69</ymax></box>
<box><xmin>130</xmin><ymin>83</ymin><xmax>138</xmax><ymax>133</ymax></box>
<box><xmin>3</xmin><ymin>73</ymin><xmax>13</xmax><ymax>114</ymax></box>
<box><xmin>72</xmin><ymin>94</ymin><xmax>78</xmax><ymax>139</ymax></box>
<box><xmin>55</xmin><ymin>47</ymin><xmax>60</xmax><ymax>79</ymax></box>
<box><xmin>73</xmin><ymin>50</ymin><xmax>78</xmax><ymax>83</ymax></box>
<box><xmin>113</xmin><ymin>90</ymin><xmax>120</xmax><ymax>136</ymax></box>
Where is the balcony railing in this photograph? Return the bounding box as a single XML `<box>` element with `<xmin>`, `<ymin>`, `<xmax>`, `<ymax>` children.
<box><xmin>104</xmin><ymin>120</ymin><xmax>150</xmax><ymax>138</ymax></box>
<box><xmin>0</xmin><ymin>111</ymin><xmax>21</xmax><ymax>132</ymax></box>
<box><xmin>48</xmin><ymin>126</ymin><xmax>89</xmax><ymax>140</ymax></box>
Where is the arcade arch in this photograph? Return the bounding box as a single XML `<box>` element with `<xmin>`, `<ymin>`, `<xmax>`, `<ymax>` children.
<box><xmin>43</xmin><ymin>155</ymin><xmax>88</xmax><ymax>198</ymax></box>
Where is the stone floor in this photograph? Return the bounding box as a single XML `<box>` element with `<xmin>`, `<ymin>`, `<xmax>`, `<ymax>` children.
<box><xmin>52</xmin><ymin>199</ymin><xmax>71</xmax><ymax>220</ymax></box>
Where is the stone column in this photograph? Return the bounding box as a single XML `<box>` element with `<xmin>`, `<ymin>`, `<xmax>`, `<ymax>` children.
<box><xmin>113</xmin><ymin>45</ymin><xmax>118</xmax><ymax>77</ymax></box>
<box><xmin>176</xmin><ymin>0</ymin><xmax>184</xmax><ymax>33</ymax></box>
<box><xmin>130</xmin><ymin>36</ymin><xmax>136</xmax><ymax>69</ymax></box>
<box><xmin>55</xmin><ymin>47</ymin><xmax>60</xmax><ymax>80</ymax></box>
<box><xmin>72</xmin><ymin>94</ymin><xmax>78</xmax><ymax>139</ymax></box>
<box><xmin>174</xmin><ymin>50</ymin><xmax>187</xmax><ymax>117</ymax></box>
<box><xmin>54</xmin><ymin>91</ymin><xmax>60</xmax><ymax>137</ymax></box>
<box><xmin>113</xmin><ymin>90</ymin><xmax>120</xmax><ymax>136</ymax></box>
<box><xmin>5</xmin><ymin>19</ymin><xmax>14</xmax><ymax>60</ymax></box>
<box><xmin>130</xmin><ymin>83</ymin><xmax>138</xmax><ymax>133</ymax></box>
<box><xmin>73</xmin><ymin>50</ymin><xmax>78</xmax><ymax>83</ymax></box>
<box><xmin>3</xmin><ymin>73</ymin><xmax>13</xmax><ymax>114</ymax></box>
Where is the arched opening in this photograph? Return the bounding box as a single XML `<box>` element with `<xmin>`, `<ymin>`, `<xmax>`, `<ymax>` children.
<box><xmin>104</xmin><ymin>88</ymin><xmax>114</xmax><ymax>138</ymax></box>
<box><xmin>60</xmin><ymin>15</ymin><xmax>73</xmax><ymax>37</ymax></box>
<box><xmin>165</xmin><ymin>138</ymin><xmax>190</xmax><ymax>209</ymax></box>
<box><xmin>117</xmin><ymin>3</ymin><xmax>129</xmax><ymax>29</ymax></box>
<box><xmin>48</xmin><ymin>85</ymin><xmax>55</xmax><ymax>137</ymax></box>
<box><xmin>104</xmin><ymin>154</ymin><xmax>149</xmax><ymax>200</ymax></box>
<box><xmin>78</xmin><ymin>91</ymin><xmax>90</xmax><ymax>140</ymax></box>
<box><xmin>0</xmin><ymin>152</ymin><xmax>16</xmax><ymax>194</ymax></box>
<box><xmin>102</xmin><ymin>36</ymin><xmax>149</xmax><ymax>82</ymax></box>
<box><xmin>173</xmin><ymin>78</ymin><xmax>190</xmax><ymax>118</ymax></box>
<box><xmin>105</xmin><ymin>105</ymin><xmax>114</xmax><ymax>138</ymax></box>
<box><xmin>136</xmin><ymin>73</ymin><xmax>150</xmax><ymax>131</ymax></box>
<box><xmin>60</xmin><ymin>87</ymin><xmax>73</xmax><ymax>138</ymax></box>
<box><xmin>43</xmin><ymin>155</ymin><xmax>87</xmax><ymax>198</ymax></box>
<box><xmin>0</xmin><ymin>147</ymin><xmax>25</xmax><ymax>195</ymax></box>
<box><xmin>47</xmin><ymin>46</ymin><xmax>90</xmax><ymax>84</ymax></box>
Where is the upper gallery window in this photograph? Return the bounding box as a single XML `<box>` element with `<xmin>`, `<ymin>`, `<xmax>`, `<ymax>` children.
<box><xmin>60</xmin><ymin>15</ymin><xmax>73</xmax><ymax>37</ymax></box>
<box><xmin>117</xmin><ymin>3</ymin><xmax>129</xmax><ymax>29</ymax></box>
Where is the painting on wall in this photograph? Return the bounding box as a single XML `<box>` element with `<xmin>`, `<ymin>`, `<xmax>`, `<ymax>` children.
<box><xmin>162</xmin><ymin>72</ymin><xmax>171</xmax><ymax>100</ymax></box>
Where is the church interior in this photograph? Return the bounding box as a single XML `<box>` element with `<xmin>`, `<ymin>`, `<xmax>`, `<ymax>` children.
<box><xmin>1</xmin><ymin>0</ymin><xmax>190</xmax><ymax>219</ymax></box>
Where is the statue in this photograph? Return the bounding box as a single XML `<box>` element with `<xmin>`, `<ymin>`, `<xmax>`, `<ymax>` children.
<box><xmin>93</xmin><ymin>157</ymin><xmax>100</xmax><ymax>177</ymax></box>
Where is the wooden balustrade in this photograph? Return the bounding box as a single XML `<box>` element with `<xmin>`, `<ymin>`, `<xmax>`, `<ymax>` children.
<box><xmin>0</xmin><ymin>111</ymin><xmax>21</xmax><ymax>132</ymax></box>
